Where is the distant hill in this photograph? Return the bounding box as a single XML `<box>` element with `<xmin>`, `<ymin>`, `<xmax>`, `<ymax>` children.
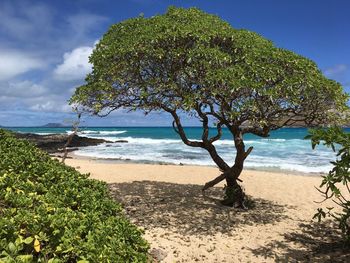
<box><xmin>41</xmin><ymin>123</ymin><xmax>66</xmax><ymax>128</ymax></box>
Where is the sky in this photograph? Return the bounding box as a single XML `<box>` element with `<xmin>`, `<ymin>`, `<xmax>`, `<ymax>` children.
<box><xmin>0</xmin><ymin>0</ymin><xmax>349</xmax><ymax>127</ymax></box>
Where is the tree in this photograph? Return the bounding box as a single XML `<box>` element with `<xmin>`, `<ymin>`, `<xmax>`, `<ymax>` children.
<box><xmin>308</xmin><ymin>127</ymin><xmax>350</xmax><ymax>243</ymax></box>
<box><xmin>70</xmin><ymin>7</ymin><xmax>349</xmax><ymax>207</ymax></box>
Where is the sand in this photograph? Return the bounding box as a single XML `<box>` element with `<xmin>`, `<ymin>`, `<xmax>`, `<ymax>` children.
<box><xmin>63</xmin><ymin>157</ymin><xmax>348</xmax><ymax>262</ymax></box>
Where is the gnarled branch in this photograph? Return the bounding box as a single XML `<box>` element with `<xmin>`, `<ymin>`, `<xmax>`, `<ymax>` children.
<box><xmin>202</xmin><ymin>169</ymin><xmax>243</xmax><ymax>192</ymax></box>
<box><xmin>244</xmin><ymin>146</ymin><xmax>253</xmax><ymax>160</ymax></box>
<box><xmin>209</xmin><ymin>122</ymin><xmax>223</xmax><ymax>143</ymax></box>
<box><xmin>195</xmin><ymin>102</ymin><xmax>209</xmax><ymax>142</ymax></box>
<box><xmin>169</xmin><ymin>110</ymin><xmax>203</xmax><ymax>148</ymax></box>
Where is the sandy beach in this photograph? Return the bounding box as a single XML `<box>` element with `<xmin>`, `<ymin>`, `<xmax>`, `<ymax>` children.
<box><xmin>63</xmin><ymin>157</ymin><xmax>348</xmax><ymax>262</ymax></box>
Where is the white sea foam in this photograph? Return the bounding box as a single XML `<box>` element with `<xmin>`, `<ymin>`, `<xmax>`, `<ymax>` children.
<box><xmin>74</xmin><ymin>135</ymin><xmax>336</xmax><ymax>174</ymax></box>
<box><xmin>79</xmin><ymin>130</ymin><xmax>97</xmax><ymax>134</ymax></box>
<box><xmin>99</xmin><ymin>130</ymin><xmax>127</xmax><ymax>135</ymax></box>
<box><xmin>78</xmin><ymin>130</ymin><xmax>127</xmax><ymax>135</ymax></box>
<box><xmin>244</xmin><ymin>161</ymin><xmax>332</xmax><ymax>174</ymax></box>
<box><xmin>75</xmin><ymin>145</ymin><xmax>333</xmax><ymax>173</ymax></box>
<box><xmin>111</xmin><ymin>137</ymin><xmax>182</xmax><ymax>144</ymax></box>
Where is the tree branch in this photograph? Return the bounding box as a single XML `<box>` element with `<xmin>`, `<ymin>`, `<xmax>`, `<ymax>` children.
<box><xmin>202</xmin><ymin>173</ymin><xmax>226</xmax><ymax>191</ymax></box>
<box><xmin>202</xmin><ymin>169</ymin><xmax>243</xmax><ymax>191</ymax></box>
<box><xmin>209</xmin><ymin>122</ymin><xmax>223</xmax><ymax>143</ymax></box>
<box><xmin>62</xmin><ymin>113</ymin><xmax>81</xmax><ymax>163</ymax></box>
<box><xmin>168</xmin><ymin>109</ymin><xmax>203</xmax><ymax>148</ymax></box>
<box><xmin>172</xmin><ymin>120</ymin><xmax>180</xmax><ymax>135</ymax></box>
<box><xmin>165</xmin><ymin>105</ymin><xmax>230</xmax><ymax>171</ymax></box>
<box><xmin>241</xmin><ymin>126</ymin><xmax>270</xmax><ymax>137</ymax></box>
<box><xmin>195</xmin><ymin>103</ymin><xmax>209</xmax><ymax>142</ymax></box>
<box><xmin>244</xmin><ymin>146</ymin><xmax>253</xmax><ymax>160</ymax></box>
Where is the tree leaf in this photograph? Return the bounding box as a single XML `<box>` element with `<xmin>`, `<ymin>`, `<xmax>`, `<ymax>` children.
<box><xmin>34</xmin><ymin>239</ymin><xmax>40</xmax><ymax>253</ymax></box>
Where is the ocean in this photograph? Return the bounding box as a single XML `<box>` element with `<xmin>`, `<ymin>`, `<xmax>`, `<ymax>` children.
<box><xmin>8</xmin><ymin>127</ymin><xmax>349</xmax><ymax>174</ymax></box>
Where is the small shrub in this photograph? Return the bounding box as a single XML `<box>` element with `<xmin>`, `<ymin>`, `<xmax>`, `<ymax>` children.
<box><xmin>307</xmin><ymin>126</ymin><xmax>350</xmax><ymax>243</ymax></box>
<box><xmin>0</xmin><ymin>129</ymin><xmax>149</xmax><ymax>262</ymax></box>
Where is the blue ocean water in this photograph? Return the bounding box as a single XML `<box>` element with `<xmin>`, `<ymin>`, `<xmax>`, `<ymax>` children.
<box><xmin>8</xmin><ymin>127</ymin><xmax>349</xmax><ymax>174</ymax></box>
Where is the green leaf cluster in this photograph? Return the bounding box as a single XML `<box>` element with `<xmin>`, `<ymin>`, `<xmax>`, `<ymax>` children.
<box><xmin>308</xmin><ymin>127</ymin><xmax>350</xmax><ymax>243</ymax></box>
<box><xmin>0</xmin><ymin>129</ymin><xmax>149</xmax><ymax>262</ymax></box>
<box><xmin>70</xmin><ymin>6</ymin><xmax>348</xmax><ymax>130</ymax></box>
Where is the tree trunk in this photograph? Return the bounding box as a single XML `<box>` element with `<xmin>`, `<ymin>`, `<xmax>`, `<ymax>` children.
<box><xmin>220</xmin><ymin>167</ymin><xmax>245</xmax><ymax>208</ymax></box>
<box><xmin>201</xmin><ymin>128</ymin><xmax>251</xmax><ymax>207</ymax></box>
<box><xmin>220</xmin><ymin>128</ymin><xmax>247</xmax><ymax>207</ymax></box>
<box><xmin>170</xmin><ymin>112</ymin><xmax>249</xmax><ymax>207</ymax></box>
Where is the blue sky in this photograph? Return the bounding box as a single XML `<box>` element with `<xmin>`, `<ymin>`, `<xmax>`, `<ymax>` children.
<box><xmin>0</xmin><ymin>0</ymin><xmax>349</xmax><ymax>127</ymax></box>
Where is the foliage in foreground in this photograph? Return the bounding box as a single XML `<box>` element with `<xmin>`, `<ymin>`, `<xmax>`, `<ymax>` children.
<box><xmin>70</xmin><ymin>6</ymin><xmax>349</xmax><ymax>207</ymax></box>
<box><xmin>308</xmin><ymin>127</ymin><xmax>350</xmax><ymax>243</ymax></box>
<box><xmin>0</xmin><ymin>129</ymin><xmax>149</xmax><ymax>262</ymax></box>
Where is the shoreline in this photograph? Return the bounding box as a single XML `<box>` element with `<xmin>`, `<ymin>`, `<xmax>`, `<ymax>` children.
<box><xmin>9</xmin><ymin>128</ymin><xmax>336</xmax><ymax>175</ymax></box>
<box><xmin>58</xmin><ymin>150</ymin><xmax>325</xmax><ymax>178</ymax></box>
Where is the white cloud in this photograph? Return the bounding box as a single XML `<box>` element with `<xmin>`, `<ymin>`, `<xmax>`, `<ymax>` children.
<box><xmin>0</xmin><ymin>50</ymin><xmax>43</xmax><ymax>81</ymax></box>
<box><xmin>0</xmin><ymin>2</ymin><xmax>110</xmax><ymax>125</ymax></box>
<box><xmin>0</xmin><ymin>1</ymin><xmax>53</xmax><ymax>42</ymax></box>
<box><xmin>30</xmin><ymin>100</ymin><xmax>72</xmax><ymax>113</ymax></box>
<box><xmin>0</xmin><ymin>81</ymin><xmax>72</xmax><ymax>114</ymax></box>
<box><xmin>324</xmin><ymin>64</ymin><xmax>348</xmax><ymax>77</ymax></box>
<box><xmin>2</xmin><ymin>81</ymin><xmax>46</xmax><ymax>98</ymax></box>
<box><xmin>54</xmin><ymin>46</ymin><xmax>93</xmax><ymax>81</ymax></box>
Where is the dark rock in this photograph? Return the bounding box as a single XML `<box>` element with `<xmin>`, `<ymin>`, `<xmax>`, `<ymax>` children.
<box><xmin>149</xmin><ymin>248</ymin><xmax>168</xmax><ymax>262</ymax></box>
<box><xmin>115</xmin><ymin>140</ymin><xmax>128</xmax><ymax>143</ymax></box>
<box><xmin>14</xmin><ymin>133</ymin><xmax>112</xmax><ymax>153</ymax></box>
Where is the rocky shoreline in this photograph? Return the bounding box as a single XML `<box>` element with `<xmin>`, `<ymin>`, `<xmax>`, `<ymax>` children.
<box><xmin>14</xmin><ymin>132</ymin><xmax>113</xmax><ymax>153</ymax></box>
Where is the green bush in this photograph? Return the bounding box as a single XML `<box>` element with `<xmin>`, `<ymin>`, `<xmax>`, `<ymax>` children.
<box><xmin>308</xmin><ymin>127</ymin><xmax>350</xmax><ymax>243</ymax></box>
<box><xmin>0</xmin><ymin>129</ymin><xmax>149</xmax><ymax>262</ymax></box>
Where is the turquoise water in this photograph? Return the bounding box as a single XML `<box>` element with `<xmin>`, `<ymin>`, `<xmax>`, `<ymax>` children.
<box><xmin>8</xmin><ymin>127</ymin><xmax>349</xmax><ymax>174</ymax></box>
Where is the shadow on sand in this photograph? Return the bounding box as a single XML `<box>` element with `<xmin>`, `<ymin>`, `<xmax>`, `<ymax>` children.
<box><xmin>248</xmin><ymin>221</ymin><xmax>349</xmax><ymax>262</ymax></box>
<box><xmin>108</xmin><ymin>180</ymin><xmax>289</xmax><ymax>236</ymax></box>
